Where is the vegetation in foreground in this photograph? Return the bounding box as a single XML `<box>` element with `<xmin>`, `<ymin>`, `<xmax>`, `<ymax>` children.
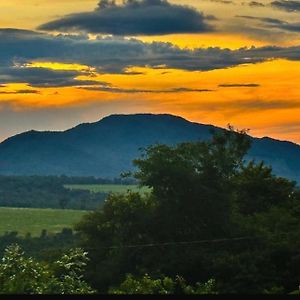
<box><xmin>0</xmin><ymin>244</ymin><xmax>216</xmax><ymax>295</ymax></box>
<box><xmin>0</xmin><ymin>244</ymin><xmax>95</xmax><ymax>294</ymax></box>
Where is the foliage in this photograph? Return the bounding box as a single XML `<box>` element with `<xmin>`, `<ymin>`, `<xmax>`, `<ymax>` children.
<box><xmin>132</xmin><ymin>126</ymin><xmax>251</xmax><ymax>240</ymax></box>
<box><xmin>0</xmin><ymin>244</ymin><xmax>95</xmax><ymax>294</ymax></box>
<box><xmin>109</xmin><ymin>274</ymin><xmax>217</xmax><ymax>295</ymax></box>
<box><xmin>0</xmin><ymin>228</ymin><xmax>81</xmax><ymax>263</ymax></box>
<box><xmin>62</xmin><ymin>127</ymin><xmax>300</xmax><ymax>293</ymax></box>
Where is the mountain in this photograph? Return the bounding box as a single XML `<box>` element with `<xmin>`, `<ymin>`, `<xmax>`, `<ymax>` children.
<box><xmin>0</xmin><ymin>113</ymin><xmax>299</xmax><ymax>183</ymax></box>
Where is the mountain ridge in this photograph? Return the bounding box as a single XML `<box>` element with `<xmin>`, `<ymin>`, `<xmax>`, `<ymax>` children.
<box><xmin>0</xmin><ymin>113</ymin><xmax>299</xmax><ymax>182</ymax></box>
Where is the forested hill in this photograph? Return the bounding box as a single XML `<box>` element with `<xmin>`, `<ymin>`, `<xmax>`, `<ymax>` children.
<box><xmin>0</xmin><ymin>113</ymin><xmax>299</xmax><ymax>182</ymax></box>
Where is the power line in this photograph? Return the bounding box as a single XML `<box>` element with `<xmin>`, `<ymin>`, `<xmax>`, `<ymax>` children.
<box><xmin>87</xmin><ymin>236</ymin><xmax>259</xmax><ymax>250</ymax></box>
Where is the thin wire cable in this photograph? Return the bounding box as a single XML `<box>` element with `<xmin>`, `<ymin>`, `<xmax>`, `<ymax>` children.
<box><xmin>86</xmin><ymin>236</ymin><xmax>260</xmax><ymax>250</ymax></box>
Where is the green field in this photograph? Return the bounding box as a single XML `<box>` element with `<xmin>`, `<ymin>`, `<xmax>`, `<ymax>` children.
<box><xmin>64</xmin><ymin>184</ymin><xmax>151</xmax><ymax>194</ymax></box>
<box><xmin>0</xmin><ymin>207</ymin><xmax>87</xmax><ymax>237</ymax></box>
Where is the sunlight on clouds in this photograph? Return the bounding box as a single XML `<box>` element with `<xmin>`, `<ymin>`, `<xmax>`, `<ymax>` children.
<box><xmin>25</xmin><ymin>62</ymin><xmax>96</xmax><ymax>73</ymax></box>
<box><xmin>77</xmin><ymin>59</ymin><xmax>300</xmax><ymax>142</ymax></box>
<box><xmin>139</xmin><ymin>33</ymin><xmax>269</xmax><ymax>50</ymax></box>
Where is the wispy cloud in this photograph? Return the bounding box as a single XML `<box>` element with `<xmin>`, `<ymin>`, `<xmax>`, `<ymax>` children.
<box><xmin>236</xmin><ymin>15</ymin><xmax>300</xmax><ymax>33</ymax></box>
<box><xmin>0</xmin><ymin>66</ymin><xmax>100</xmax><ymax>88</ymax></box>
<box><xmin>187</xmin><ymin>99</ymin><xmax>300</xmax><ymax>116</ymax></box>
<box><xmin>271</xmin><ymin>0</ymin><xmax>300</xmax><ymax>12</ymax></box>
<box><xmin>219</xmin><ymin>83</ymin><xmax>260</xmax><ymax>88</ymax></box>
<box><xmin>81</xmin><ymin>85</ymin><xmax>214</xmax><ymax>94</ymax></box>
<box><xmin>0</xmin><ymin>89</ymin><xmax>40</xmax><ymax>95</ymax></box>
<box><xmin>207</xmin><ymin>0</ymin><xmax>235</xmax><ymax>4</ymax></box>
<box><xmin>247</xmin><ymin>1</ymin><xmax>265</xmax><ymax>7</ymax></box>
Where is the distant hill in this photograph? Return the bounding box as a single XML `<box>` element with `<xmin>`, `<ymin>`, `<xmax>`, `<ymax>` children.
<box><xmin>0</xmin><ymin>114</ymin><xmax>299</xmax><ymax>183</ymax></box>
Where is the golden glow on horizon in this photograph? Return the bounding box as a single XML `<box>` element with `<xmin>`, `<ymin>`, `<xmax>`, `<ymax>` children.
<box><xmin>1</xmin><ymin>0</ymin><xmax>300</xmax><ymax>143</ymax></box>
<box><xmin>1</xmin><ymin>59</ymin><xmax>300</xmax><ymax>143</ymax></box>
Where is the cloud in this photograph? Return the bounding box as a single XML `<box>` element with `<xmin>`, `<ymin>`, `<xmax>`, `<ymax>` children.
<box><xmin>81</xmin><ymin>85</ymin><xmax>214</xmax><ymax>93</ymax></box>
<box><xmin>236</xmin><ymin>15</ymin><xmax>300</xmax><ymax>33</ymax></box>
<box><xmin>2</xmin><ymin>28</ymin><xmax>300</xmax><ymax>87</ymax></box>
<box><xmin>271</xmin><ymin>0</ymin><xmax>300</xmax><ymax>12</ymax></box>
<box><xmin>268</xmin><ymin>121</ymin><xmax>300</xmax><ymax>134</ymax></box>
<box><xmin>247</xmin><ymin>1</ymin><xmax>265</xmax><ymax>7</ymax></box>
<box><xmin>219</xmin><ymin>83</ymin><xmax>260</xmax><ymax>87</ymax></box>
<box><xmin>208</xmin><ymin>0</ymin><xmax>234</xmax><ymax>4</ymax></box>
<box><xmin>0</xmin><ymin>89</ymin><xmax>40</xmax><ymax>95</ymax></box>
<box><xmin>188</xmin><ymin>99</ymin><xmax>300</xmax><ymax>116</ymax></box>
<box><xmin>240</xmin><ymin>100</ymin><xmax>300</xmax><ymax>110</ymax></box>
<box><xmin>0</xmin><ymin>66</ymin><xmax>100</xmax><ymax>88</ymax></box>
<box><xmin>38</xmin><ymin>0</ymin><xmax>213</xmax><ymax>36</ymax></box>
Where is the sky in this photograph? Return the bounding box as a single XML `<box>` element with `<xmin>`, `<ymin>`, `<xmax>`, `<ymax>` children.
<box><xmin>1</xmin><ymin>0</ymin><xmax>300</xmax><ymax>144</ymax></box>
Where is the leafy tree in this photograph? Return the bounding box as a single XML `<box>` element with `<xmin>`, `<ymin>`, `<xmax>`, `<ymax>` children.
<box><xmin>75</xmin><ymin>191</ymin><xmax>158</xmax><ymax>291</ymax></box>
<box><xmin>53</xmin><ymin>247</ymin><xmax>95</xmax><ymax>294</ymax></box>
<box><xmin>133</xmin><ymin>126</ymin><xmax>251</xmax><ymax>240</ymax></box>
<box><xmin>234</xmin><ymin>161</ymin><xmax>297</xmax><ymax>215</ymax></box>
<box><xmin>109</xmin><ymin>274</ymin><xmax>217</xmax><ymax>295</ymax></box>
<box><xmin>0</xmin><ymin>244</ymin><xmax>95</xmax><ymax>294</ymax></box>
<box><xmin>0</xmin><ymin>244</ymin><xmax>52</xmax><ymax>294</ymax></box>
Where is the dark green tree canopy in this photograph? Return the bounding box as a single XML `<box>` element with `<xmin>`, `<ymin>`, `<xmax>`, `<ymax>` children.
<box><xmin>75</xmin><ymin>126</ymin><xmax>300</xmax><ymax>294</ymax></box>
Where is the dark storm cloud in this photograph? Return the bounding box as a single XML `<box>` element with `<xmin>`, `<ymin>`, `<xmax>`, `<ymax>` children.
<box><xmin>271</xmin><ymin>0</ymin><xmax>300</xmax><ymax>12</ymax></box>
<box><xmin>219</xmin><ymin>83</ymin><xmax>260</xmax><ymax>87</ymax></box>
<box><xmin>236</xmin><ymin>15</ymin><xmax>300</xmax><ymax>33</ymax></box>
<box><xmin>38</xmin><ymin>0</ymin><xmax>213</xmax><ymax>36</ymax></box>
<box><xmin>2</xmin><ymin>28</ymin><xmax>300</xmax><ymax>87</ymax></box>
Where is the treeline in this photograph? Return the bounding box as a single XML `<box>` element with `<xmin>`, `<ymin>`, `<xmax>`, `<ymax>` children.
<box><xmin>0</xmin><ymin>176</ymin><xmax>110</xmax><ymax>210</ymax></box>
<box><xmin>56</xmin><ymin>175</ymin><xmax>137</xmax><ymax>185</ymax></box>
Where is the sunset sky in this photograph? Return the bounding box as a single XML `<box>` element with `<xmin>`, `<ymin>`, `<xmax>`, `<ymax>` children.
<box><xmin>1</xmin><ymin>0</ymin><xmax>300</xmax><ymax>143</ymax></box>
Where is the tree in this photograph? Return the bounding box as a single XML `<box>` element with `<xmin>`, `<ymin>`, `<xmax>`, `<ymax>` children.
<box><xmin>133</xmin><ymin>126</ymin><xmax>251</xmax><ymax>240</ymax></box>
<box><xmin>234</xmin><ymin>161</ymin><xmax>297</xmax><ymax>215</ymax></box>
<box><xmin>0</xmin><ymin>244</ymin><xmax>95</xmax><ymax>294</ymax></box>
<box><xmin>109</xmin><ymin>274</ymin><xmax>217</xmax><ymax>295</ymax></box>
<box><xmin>75</xmin><ymin>127</ymin><xmax>252</xmax><ymax>291</ymax></box>
<box><xmin>75</xmin><ymin>126</ymin><xmax>300</xmax><ymax>294</ymax></box>
<box><xmin>75</xmin><ymin>191</ymin><xmax>158</xmax><ymax>291</ymax></box>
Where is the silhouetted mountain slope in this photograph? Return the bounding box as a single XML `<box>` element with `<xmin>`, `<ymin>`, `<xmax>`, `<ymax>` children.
<box><xmin>0</xmin><ymin>114</ymin><xmax>299</xmax><ymax>183</ymax></box>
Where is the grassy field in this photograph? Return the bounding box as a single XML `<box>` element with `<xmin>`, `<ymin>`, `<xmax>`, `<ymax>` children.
<box><xmin>64</xmin><ymin>184</ymin><xmax>151</xmax><ymax>194</ymax></box>
<box><xmin>0</xmin><ymin>207</ymin><xmax>87</xmax><ymax>237</ymax></box>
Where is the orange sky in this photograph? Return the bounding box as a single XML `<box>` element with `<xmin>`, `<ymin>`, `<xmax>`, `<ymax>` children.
<box><xmin>0</xmin><ymin>0</ymin><xmax>300</xmax><ymax>144</ymax></box>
